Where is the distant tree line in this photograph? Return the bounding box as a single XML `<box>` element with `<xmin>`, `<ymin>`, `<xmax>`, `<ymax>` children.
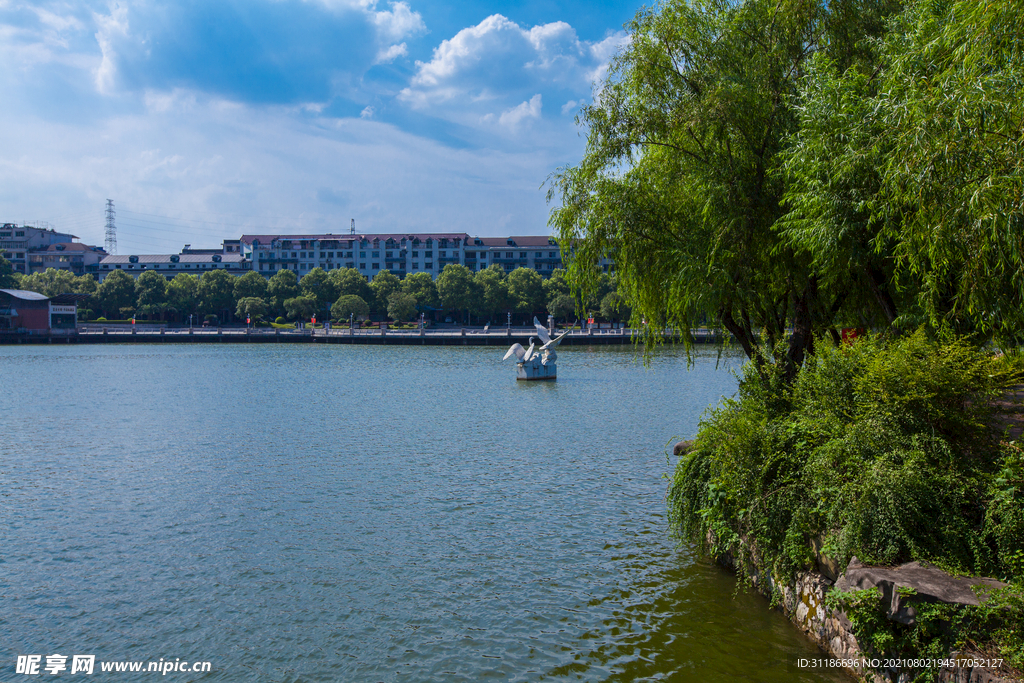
<box><xmin>0</xmin><ymin>260</ymin><xmax>630</xmax><ymax>325</ymax></box>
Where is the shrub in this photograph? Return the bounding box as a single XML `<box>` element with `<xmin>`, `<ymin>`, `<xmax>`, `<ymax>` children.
<box><xmin>275</xmin><ymin>316</ymin><xmax>285</xmax><ymax>324</ymax></box>
<box><xmin>668</xmin><ymin>331</ymin><xmax>1024</xmax><ymax>581</ymax></box>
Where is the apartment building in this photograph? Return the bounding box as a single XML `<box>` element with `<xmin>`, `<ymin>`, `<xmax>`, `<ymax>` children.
<box><xmin>96</xmin><ymin>253</ymin><xmax>249</xmax><ymax>282</ymax></box>
<box><xmin>240</xmin><ymin>233</ymin><xmax>590</xmax><ymax>279</ymax></box>
<box><xmin>0</xmin><ymin>223</ymin><xmax>83</xmax><ymax>274</ymax></box>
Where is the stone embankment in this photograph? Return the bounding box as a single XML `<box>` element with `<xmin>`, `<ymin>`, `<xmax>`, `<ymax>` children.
<box><xmin>672</xmin><ymin>440</ymin><xmax>1019</xmax><ymax>683</ymax></box>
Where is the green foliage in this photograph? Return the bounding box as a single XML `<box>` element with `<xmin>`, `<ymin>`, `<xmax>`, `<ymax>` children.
<box><xmin>547</xmin><ymin>294</ymin><xmax>576</xmax><ymax>322</ymax></box>
<box><xmin>97</xmin><ymin>270</ymin><xmax>135</xmax><ymax>318</ymax></box>
<box><xmin>234</xmin><ymin>271</ymin><xmax>269</xmax><ymax>301</ymax></box>
<box><xmin>19</xmin><ymin>269</ymin><xmax>94</xmax><ymax>297</ymax></box>
<box><xmin>236</xmin><ymin>297</ymin><xmax>267</xmax><ymax>321</ymax></box>
<box><xmin>548</xmin><ymin>0</ymin><xmax>888</xmax><ymax>373</ymax></box>
<box><xmin>600</xmin><ymin>291</ymin><xmax>630</xmax><ymax>322</ymax></box>
<box><xmin>135</xmin><ymin>270</ymin><xmax>167</xmax><ymax>309</ymax></box>
<box><xmin>473</xmin><ymin>265</ymin><xmax>512</xmax><ymax>321</ymax></box>
<box><xmin>300</xmin><ymin>267</ymin><xmax>335</xmax><ymax>312</ymax></box>
<box><xmin>369</xmin><ymin>270</ymin><xmax>401</xmax><ymax>314</ymax></box>
<box><xmin>283</xmin><ymin>294</ymin><xmax>318</xmax><ymax>321</ymax></box>
<box><xmin>506</xmin><ymin>267</ymin><xmax>545</xmax><ymax>318</ymax></box>
<box><xmin>386</xmin><ymin>291</ymin><xmax>417</xmax><ymax>322</ymax></box>
<box><xmin>826</xmin><ymin>583</ymin><xmax>1024</xmax><ymax>680</ymax></box>
<box><xmin>267</xmin><ymin>269</ymin><xmax>300</xmax><ymax>312</ymax></box>
<box><xmin>784</xmin><ymin>0</ymin><xmax>1024</xmax><ymax>343</ymax></box>
<box><xmin>197</xmin><ymin>270</ymin><xmax>235</xmax><ymax>317</ymax></box>
<box><xmin>328</xmin><ymin>267</ymin><xmax>371</xmax><ymax>302</ymax></box>
<box><xmin>331</xmin><ymin>294</ymin><xmax>369</xmax><ymax>321</ymax></box>
<box><xmin>436</xmin><ymin>264</ymin><xmax>476</xmax><ymax>321</ymax></box>
<box><xmin>401</xmin><ymin>271</ymin><xmax>438</xmax><ymax>310</ymax></box>
<box><xmin>166</xmin><ymin>274</ymin><xmax>198</xmax><ymax>318</ymax></box>
<box><xmin>669</xmin><ymin>333</ymin><xmax>1024</xmax><ymax>583</ymax></box>
<box><xmin>0</xmin><ymin>255</ymin><xmax>15</xmax><ymax>288</ymax></box>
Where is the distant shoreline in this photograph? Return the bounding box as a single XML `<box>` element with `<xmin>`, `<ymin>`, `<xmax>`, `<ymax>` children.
<box><xmin>0</xmin><ymin>327</ymin><xmax>727</xmax><ymax>347</ymax></box>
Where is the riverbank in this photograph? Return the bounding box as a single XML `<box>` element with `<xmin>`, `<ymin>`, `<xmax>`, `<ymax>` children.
<box><xmin>669</xmin><ymin>333</ymin><xmax>1024</xmax><ymax>683</ymax></box>
<box><xmin>0</xmin><ymin>326</ymin><xmax>726</xmax><ymax>346</ymax></box>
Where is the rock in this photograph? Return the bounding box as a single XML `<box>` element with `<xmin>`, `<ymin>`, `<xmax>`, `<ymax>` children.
<box><xmin>672</xmin><ymin>439</ymin><xmax>694</xmax><ymax>456</ymax></box>
<box><xmin>834</xmin><ymin>557</ymin><xmax>1007</xmax><ymax>625</ymax></box>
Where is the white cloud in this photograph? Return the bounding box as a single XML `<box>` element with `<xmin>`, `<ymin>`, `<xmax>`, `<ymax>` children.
<box><xmin>375</xmin><ymin>42</ymin><xmax>407</xmax><ymax>64</ymax></box>
<box><xmin>398</xmin><ymin>14</ymin><xmax>626</xmax><ymax>133</ymax></box>
<box><xmin>92</xmin><ymin>3</ymin><xmax>128</xmax><ymax>94</ymax></box>
<box><xmin>0</xmin><ymin>90</ymin><xmax>575</xmax><ymax>249</ymax></box>
<box><xmin>499</xmin><ymin>94</ymin><xmax>541</xmax><ymax>128</ymax></box>
<box><xmin>561</xmin><ymin>99</ymin><xmax>579</xmax><ymax>115</ymax></box>
<box><xmin>368</xmin><ymin>1</ymin><xmax>424</xmax><ymax>43</ymax></box>
<box><xmin>360</xmin><ymin>105</ymin><xmax>375</xmax><ymax>118</ymax></box>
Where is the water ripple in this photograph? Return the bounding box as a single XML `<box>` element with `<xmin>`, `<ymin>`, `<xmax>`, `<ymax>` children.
<box><xmin>1</xmin><ymin>344</ymin><xmax>849</xmax><ymax>682</ymax></box>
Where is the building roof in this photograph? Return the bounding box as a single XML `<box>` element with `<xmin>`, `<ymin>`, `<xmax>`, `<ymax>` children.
<box><xmin>50</xmin><ymin>293</ymin><xmax>90</xmax><ymax>304</ymax></box>
<box><xmin>0</xmin><ymin>288</ymin><xmax>49</xmax><ymax>301</ymax></box>
<box><xmin>472</xmin><ymin>236</ymin><xmax>558</xmax><ymax>248</ymax></box>
<box><xmin>37</xmin><ymin>242</ymin><xmax>106</xmax><ymax>253</ymax></box>
<box><xmin>240</xmin><ymin>233</ymin><xmax>472</xmax><ymax>245</ymax></box>
<box><xmin>100</xmin><ymin>254</ymin><xmax>246</xmax><ymax>265</ymax></box>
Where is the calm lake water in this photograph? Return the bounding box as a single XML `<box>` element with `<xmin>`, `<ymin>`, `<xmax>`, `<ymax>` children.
<box><xmin>1</xmin><ymin>344</ymin><xmax>849</xmax><ymax>682</ymax></box>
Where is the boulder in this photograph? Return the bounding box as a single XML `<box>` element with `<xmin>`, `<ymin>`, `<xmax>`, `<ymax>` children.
<box><xmin>673</xmin><ymin>439</ymin><xmax>694</xmax><ymax>456</ymax></box>
<box><xmin>834</xmin><ymin>557</ymin><xmax>1007</xmax><ymax>625</ymax></box>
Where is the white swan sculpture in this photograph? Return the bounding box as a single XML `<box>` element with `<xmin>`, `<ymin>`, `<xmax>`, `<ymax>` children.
<box><xmin>501</xmin><ymin>319</ymin><xmax>568</xmax><ymax>381</ymax></box>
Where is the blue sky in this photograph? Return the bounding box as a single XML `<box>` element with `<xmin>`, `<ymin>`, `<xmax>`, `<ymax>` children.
<box><xmin>0</xmin><ymin>0</ymin><xmax>635</xmax><ymax>252</ymax></box>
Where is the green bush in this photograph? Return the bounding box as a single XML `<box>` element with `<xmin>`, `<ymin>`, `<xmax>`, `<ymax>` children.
<box><xmin>669</xmin><ymin>331</ymin><xmax>1024</xmax><ymax>676</ymax></box>
<box><xmin>275</xmin><ymin>316</ymin><xmax>285</xmax><ymax>324</ymax></box>
<box><xmin>669</xmin><ymin>331</ymin><xmax>1024</xmax><ymax>580</ymax></box>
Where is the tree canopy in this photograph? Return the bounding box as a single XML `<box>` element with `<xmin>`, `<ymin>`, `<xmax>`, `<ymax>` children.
<box><xmin>549</xmin><ymin>0</ymin><xmax>1024</xmax><ymax>378</ymax></box>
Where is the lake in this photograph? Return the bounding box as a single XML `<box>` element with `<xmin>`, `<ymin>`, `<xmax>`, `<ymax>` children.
<box><xmin>1</xmin><ymin>344</ymin><xmax>849</xmax><ymax>682</ymax></box>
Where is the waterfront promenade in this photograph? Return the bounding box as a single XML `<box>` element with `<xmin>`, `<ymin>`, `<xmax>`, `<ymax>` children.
<box><xmin>0</xmin><ymin>325</ymin><xmax>726</xmax><ymax>346</ymax></box>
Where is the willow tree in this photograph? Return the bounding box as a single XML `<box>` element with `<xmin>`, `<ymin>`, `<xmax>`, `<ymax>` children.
<box><xmin>549</xmin><ymin>0</ymin><xmax>901</xmax><ymax>380</ymax></box>
<box><xmin>785</xmin><ymin>0</ymin><xmax>1024</xmax><ymax>343</ymax></box>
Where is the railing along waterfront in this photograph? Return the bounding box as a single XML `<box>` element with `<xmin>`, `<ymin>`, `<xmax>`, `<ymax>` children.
<box><xmin>2</xmin><ymin>325</ymin><xmax>726</xmax><ymax>345</ymax></box>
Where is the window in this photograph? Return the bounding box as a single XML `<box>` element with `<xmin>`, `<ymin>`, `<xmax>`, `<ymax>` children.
<box><xmin>103</xmin><ymin>264</ymin><xmax>109</xmax><ymax>269</ymax></box>
<box><xmin>439</xmin><ymin>250</ymin><xmax>446</xmax><ymax>257</ymax></box>
<box><xmin>412</xmin><ymin>262</ymin><xmax>419</xmax><ymax>269</ymax></box>
<box><xmin>505</xmin><ymin>252</ymin><xmax>513</xmax><ymax>258</ymax></box>
<box><xmin>327</xmin><ymin>252</ymin><xmax>334</xmax><ymax>258</ymax></box>
<box><xmin>412</xmin><ymin>251</ymin><xmax>419</xmax><ymax>257</ymax></box>
<box><xmin>292</xmin><ymin>252</ymin><xmax>297</xmax><ymax>257</ymax></box>
<box><xmin>385</xmin><ymin>251</ymin><xmax>393</xmax><ymax>257</ymax></box>
<box><xmin>360</xmin><ymin>251</ymin><xmax>366</xmax><ymax>258</ymax></box>
<box><xmin>425</xmin><ymin>262</ymin><xmax>433</xmax><ymax>270</ymax></box>
<box><xmin>465</xmin><ymin>251</ymin><xmax>474</xmax><ymax>258</ymax></box>
<box><xmin>372</xmin><ymin>251</ymin><xmax>380</xmax><ymax>257</ymax></box>
<box><xmin>519</xmin><ymin>253</ymin><xmax>526</xmax><ymax>259</ymax></box>
<box><xmin>300</xmin><ymin>252</ymin><xmax>306</xmax><ymax>258</ymax></box>
<box><xmin>549</xmin><ymin>252</ymin><xmax>557</xmax><ymax>258</ymax></box>
<box><xmin>425</xmin><ymin>251</ymin><xmax>433</xmax><ymax>257</ymax></box>
<box><xmin>359</xmin><ymin>263</ymin><xmax>366</xmax><ymax>269</ymax></box>
<box><xmin>535</xmin><ymin>252</ymin><xmax>542</xmax><ymax>257</ymax></box>
<box><xmin>15</xmin><ymin>231</ymin><xmax>24</xmax><ymax>237</ymax></box>
<box><xmin>372</xmin><ymin>263</ymin><xmax>379</xmax><ymax>270</ymax></box>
